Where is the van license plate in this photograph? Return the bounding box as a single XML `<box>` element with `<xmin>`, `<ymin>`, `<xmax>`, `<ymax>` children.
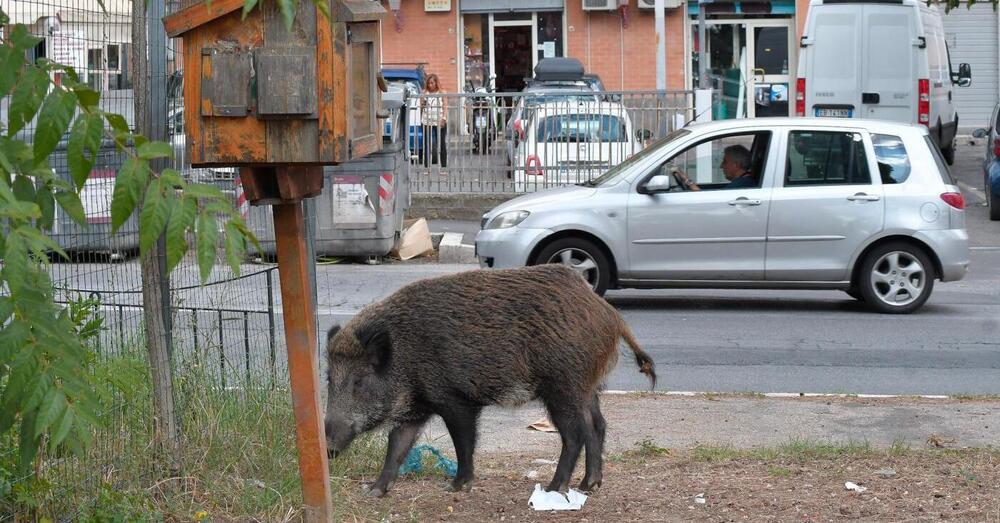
<box><xmin>815</xmin><ymin>108</ymin><xmax>852</xmax><ymax>118</ymax></box>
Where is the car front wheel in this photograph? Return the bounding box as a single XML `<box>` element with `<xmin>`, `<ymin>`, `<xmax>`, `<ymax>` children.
<box><xmin>534</xmin><ymin>238</ymin><xmax>610</xmax><ymax>296</ymax></box>
<box><xmin>857</xmin><ymin>242</ymin><xmax>935</xmax><ymax>314</ymax></box>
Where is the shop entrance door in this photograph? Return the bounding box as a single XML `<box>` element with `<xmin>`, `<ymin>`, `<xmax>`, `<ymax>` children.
<box><xmin>691</xmin><ymin>19</ymin><xmax>793</xmax><ymax>118</ymax></box>
<box><xmin>491</xmin><ymin>20</ymin><xmax>535</xmax><ymax>93</ymax></box>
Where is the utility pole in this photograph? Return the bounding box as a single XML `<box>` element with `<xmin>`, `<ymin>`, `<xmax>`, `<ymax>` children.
<box><xmin>655</xmin><ymin>0</ymin><xmax>666</xmax><ymax>90</ymax></box>
<box><xmin>698</xmin><ymin>0</ymin><xmax>708</xmax><ymax>88</ymax></box>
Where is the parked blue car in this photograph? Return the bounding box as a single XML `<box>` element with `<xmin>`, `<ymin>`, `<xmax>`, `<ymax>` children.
<box><xmin>973</xmin><ymin>102</ymin><xmax>1000</xmax><ymax>221</ymax></box>
<box><xmin>382</xmin><ymin>66</ymin><xmax>426</xmax><ymax>155</ymax></box>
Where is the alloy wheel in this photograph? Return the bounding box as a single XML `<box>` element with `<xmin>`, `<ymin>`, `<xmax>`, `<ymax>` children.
<box><xmin>547</xmin><ymin>248</ymin><xmax>600</xmax><ymax>290</ymax></box>
<box><xmin>869</xmin><ymin>251</ymin><xmax>926</xmax><ymax>307</ymax></box>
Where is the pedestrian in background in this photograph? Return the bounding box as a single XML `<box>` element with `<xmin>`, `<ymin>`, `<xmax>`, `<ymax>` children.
<box><xmin>421</xmin><ymin>73</ymin><xmax>448</xmax><ymax>174</ymax></box>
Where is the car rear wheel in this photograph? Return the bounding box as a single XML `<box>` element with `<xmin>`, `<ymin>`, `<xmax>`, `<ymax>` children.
<box><xmin>534</xmin><ymin>238</ymin><xmax>610</xmax><ymax>296</ymax></box>
<box><xmin>857</xmin><ymin>242</ymin><xmax>935</xmax><ymax>314</ymax></box>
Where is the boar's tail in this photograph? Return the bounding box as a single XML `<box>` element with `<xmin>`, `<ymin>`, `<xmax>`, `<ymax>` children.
<box><xmin>620</xmin><ymin>321</ymin><xmax>656</xmax><ymax>389</ymax></box>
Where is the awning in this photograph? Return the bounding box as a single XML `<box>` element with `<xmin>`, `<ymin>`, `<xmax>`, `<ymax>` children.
<box><xmin>687</xmin><ymin>0</ymin><xmax>795</xmax><ymax>15</ymax></box>
<box><xmin>461</xmin><ymin>0</ymin><xmax>564</xmax><ymax>14</ymax></box>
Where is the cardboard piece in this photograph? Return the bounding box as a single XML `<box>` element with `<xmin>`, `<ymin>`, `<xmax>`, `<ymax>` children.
<box><xmin>393</xmin><ymin>218</ymin><xmax>435</xmax><ymax>260</ymax></box>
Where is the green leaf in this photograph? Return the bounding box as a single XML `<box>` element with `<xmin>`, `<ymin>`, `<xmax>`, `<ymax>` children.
<box><xmin>0</xmin><ymin>200</ymin><xmax>43</xmax><ymax>221</ymax></box>
<box><xmin>242</xmin><ymin>0</ymin><xmax>260</xmax><ymax>19</ymax></box>
<box><xmin>136</xmin><ymin>141</ymin><xmax>173</xmax><ymax>160</ymax></box>
<box><xmin>8</xmin><ymin>66</ymin><xmax>49</xmax><ymax>137</ymax></box>
<box><xmin>10</xmin><ymin>25</ymin><xmax>43</xmax><ymax>52</ymax></box>
<box><xmin>72</xmin><ymin>84</ymin><xmax>100</xmax><ymax>108</ymax></box>
<box><xmin>139</xmin><ymin>178</ymin><xmax>170</xmax><ymax>254</ymax></box>
<box><xmin>49</xmin><ymin>406</ymin><xmax>75</xmax><ymax>450</ymax></box>
<box><xmin>18</xmin><ymin>409</ymin><xmax>40</xmax><ymax>475</ymax></box>
<box><xmin>0</xmin><ymin>320</ymin><xmax>30</xmax><ymax>364</ymax></box>
<box><xmin>37</xmin><ymin>185</ymin><xmax>55</xmax><ymax>230</ymax></box>
<box><xmin>34</xmin><ymin>88</ymin><xmax>77</xmax><ymax>160</ymax></box>
<box><xmin>12</xmin><ymin>175</ymin><xmax>36</xmax><ymax>201</ymax></box>
<box><xmin>68</xmin><ymin>112</ymin><xmax>104</xmax><ymax>190</ymax></box>
<box><xmin>196</xmin><ymin>211</ymin><xmax>219</xmax><ymax>282</ymax></box>
<box><xmin>54</xmin><ymin>189</ymin><xmax>87</xmax><ymax>227</ymax></box>
<box><xmin>232</xmin><ymin>217</ymin><xmax>262</xmax><ymax>252</ymax></box>
<box><xmin>0</xmin><ymin>45</ymin><xmax>26</xmax><ymax>98</ymax></box>
<box><xmin>17</xmin><ymin>226</ymin><xmax>68</xmax><ymax>261</ymax></box>
<box><xmin>0</xmin><ymin>296</ymin><xmax>13</xmax><ymax>324</ymax></box>
<box><xmin>110</xmin><ymin>158</ymin><xmax>145</xmax><ymax>233</ymax></box>
<box><xmin>104</xmin><ymin>113</ymin><xmax>130</xmax><ymax>134</ymax></box>
<box><xmin>224</xmin><ymin>220</ymin><xmax>246</xmax><ymax>276</ymax></box>
<box><xmin>183</xmin><ymin>182</ymin><xmax>226</xmax><ymax>200</ymax></box>
<box><xmin>278</xmin><ymin>0</ymin><xmax>297</xmax><ymax>31</ymax></box>
<box><xmin>165</xmin><ymin>195</ymin><xmax>197</xmax><ymax>273</ymax></box>
<box><xmin>35</xmin><ymin>388</ymin><xmax>66</xmax><ymax>438</ymax></box>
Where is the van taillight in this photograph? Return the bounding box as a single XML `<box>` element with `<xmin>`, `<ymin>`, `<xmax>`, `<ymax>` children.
<box><xmin>526</xmin><ymin>155</ymin><xmax>543</xmax><ymax>176</ymax></box>
<box><xmin>89</xmin><ymin>169</ymin><xmax>116</xmax><ymax>178</ymax></box>
<box><xmin>918</xmin><ymin>79</ymin><xmax>930</xmax><ymax>126</ymax></box>
<box><xmin>795</xmin><ymin>78</ymin><xmax>806</xmax><ymax>117</ymax></box>
<box><xmin>940</xmin><ymin>192</ymin><xmax>965</xmax><ymax>210</ymax></box>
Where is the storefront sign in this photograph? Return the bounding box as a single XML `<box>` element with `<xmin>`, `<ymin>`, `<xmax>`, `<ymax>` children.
<box><xmin>425</xmin><ymin>0</ymin><xmax>451</xmax><ymax>12</ymax></box>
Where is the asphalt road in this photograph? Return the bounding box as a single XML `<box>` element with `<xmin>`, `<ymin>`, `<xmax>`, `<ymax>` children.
<box><xmin>53</xmin><ymin>143</ymin><xmax>999</xmax><ymax>395</ymax></box>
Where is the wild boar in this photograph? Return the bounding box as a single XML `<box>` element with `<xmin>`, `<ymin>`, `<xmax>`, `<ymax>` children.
<box><xmin>324</xmin><ymin>264</ymin><xmax>656</xmax><ymax>497</ymax></box>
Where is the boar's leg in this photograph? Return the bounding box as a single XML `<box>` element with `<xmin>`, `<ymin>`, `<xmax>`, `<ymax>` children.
<box><xmin>546</xmin><ymin>403</ymin><xmax>592</xmax><ymax>493</ymax></box>
<box><xmin>367</xmin><ymin>417</ymin><xmax>429</xmax><ymax>497</ymax></box>
<box><xmin>579</xmin><ymin>394</ymin><xmax>606</xmax><ymax>492</ymax></box>
<box><xmin>439</xmin><ymin>402</ymin><xmax>482</xmax><ymax>492</ymax></box>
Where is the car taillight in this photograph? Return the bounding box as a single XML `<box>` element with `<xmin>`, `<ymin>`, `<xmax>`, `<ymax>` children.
<box><xmin>89</xmin><ymin>168</ymin><xmax>116</xmax><ymax>178</ymax></box>
<box><xmin>992</xmin><ymin>137</ymin><xmax>1000</xmax><ymax>157</ymax></box>
<box><xmin>940</xmin><ymin>192</ymin><xmax>965</xmax><ymax>210</ymax></box>
<box><xmin>918</xmin><ymin>79</ymin><xmax>930</xmax><ymax>126</ymax></box>
<box><xmin>795</xmin><ymin>78</ymin><xmax>806</xmax><ymax>117</ymax></box>
<box><xmin>526</xmin><ymin>155</ymin><xmax>543</xmax><ymax>176</ymax></box>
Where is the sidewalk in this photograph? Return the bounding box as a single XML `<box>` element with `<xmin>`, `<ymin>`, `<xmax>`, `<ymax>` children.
<box><xmin>418</xmin><ymin>394</ymin><xmax>1000</xmax><ymax>454</ymax></box>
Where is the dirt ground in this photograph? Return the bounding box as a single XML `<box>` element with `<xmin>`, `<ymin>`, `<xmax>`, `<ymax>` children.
<box><xmin>342</xmin><ymin>449</ymin><xmax>1000</xmax><ymax>522</ymax></box>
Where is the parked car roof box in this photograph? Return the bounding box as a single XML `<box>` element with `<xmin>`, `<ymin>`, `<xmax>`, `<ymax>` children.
<box><xmin>533</xmin><ymin>57</ymin><xmax>585</xmax><ymax>83</ymax></box>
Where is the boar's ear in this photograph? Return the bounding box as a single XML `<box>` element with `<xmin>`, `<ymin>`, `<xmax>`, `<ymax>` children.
<box><xmin>355</xmin><ymin>322</ymin><xmax>392</xmax><ymax>373</ymax></box>
<box><xmin>327</xmin><ymin>325</ymin><xmax>341</xmax><ymax>342</ymax></box>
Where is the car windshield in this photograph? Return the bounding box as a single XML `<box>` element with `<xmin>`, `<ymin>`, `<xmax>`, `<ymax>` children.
<box><xmin>581</xmin><ymin>129</ymin><xmax>691</xmax><ymax>187</ymax></box>
<box><xmin>536</xmin><ymin>114</ymin><xmax>626</xmax><ymax>143</ymax></box>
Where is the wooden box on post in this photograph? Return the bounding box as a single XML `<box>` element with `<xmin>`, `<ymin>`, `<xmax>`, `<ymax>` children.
<box><xmin>163</xmin><ymin>0</ymin><xmax>385</xmax><ymax>172</ymax></box>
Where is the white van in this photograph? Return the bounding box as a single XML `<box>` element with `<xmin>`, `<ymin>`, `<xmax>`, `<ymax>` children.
<box><xmin>795</xmin><ymin>0</ymin><xmax>971</xmax><ymax>164</ymax></box>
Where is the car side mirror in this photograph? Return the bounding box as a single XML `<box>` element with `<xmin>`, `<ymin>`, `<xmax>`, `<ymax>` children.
<box><xmin>635</xmin><ymin>128</ymin><xmax>653</xmax><ymax>142</ymax></box>
<box><xmin>643</xmin><ymin>174</ymin><xmax>674</xmax><ymax>194</ymax></box>
<box><xmin>973</xmin><ymin>128</ymin><xmax>990</xmax><ymax>139</ymax></box>
<box><xmin>955</xmin><ymin>63</ymin><xmax>972</xmax><ymax>87</ymax></box>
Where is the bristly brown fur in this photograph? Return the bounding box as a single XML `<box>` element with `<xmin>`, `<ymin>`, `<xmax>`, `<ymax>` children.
<box><xmin>324</xmin><ymin>264</ymin><xmax>657</xmax><ymax>496</ymax></box>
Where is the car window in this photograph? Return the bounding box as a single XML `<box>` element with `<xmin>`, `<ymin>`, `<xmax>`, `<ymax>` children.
<box><xmin>871</xmin><ymin>134</ymin><xmax>911</xmax><ymax>184</ymax></box>
<box><xmin>661</xmin><ymin>132</ymin><xmax>770</xmax><ymax>190</ymax></box>
<box><xmin>536</xmin><ymin>114</ymin><xmax>626</xmax><ymax>143</ymax></box>
<box><xmin>785</xmin><ymin>131</ymin><xmax>871</xmax><ymax>186</ymax></box>
<box><xmin>586</xmin><ymin>129</ymin><xmax>690</xmax><ymax>187</ymax></box>
<box><xmin>923</xmin><ymin>135</ymin><xmax>957</xmax><ymax>185</ymax></box>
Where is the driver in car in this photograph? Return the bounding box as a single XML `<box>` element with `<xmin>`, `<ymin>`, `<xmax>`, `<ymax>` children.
<box><xmin>673</xmin><ymin>145</ymin><xmax>756</xmax><ymax>191</ymax></box>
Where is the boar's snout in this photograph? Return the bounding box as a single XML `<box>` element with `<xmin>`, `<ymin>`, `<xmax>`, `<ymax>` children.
<box><xmin>325</xmin><ymin>415</ymin><xmax>358</xmax><ymax>458</ymax></box>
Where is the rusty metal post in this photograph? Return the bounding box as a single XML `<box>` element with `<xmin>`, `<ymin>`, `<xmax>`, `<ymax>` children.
<box><xmin>273</xmin><ymin>200</ymin><xmax>333</xmax><ymax>521</ymax></box>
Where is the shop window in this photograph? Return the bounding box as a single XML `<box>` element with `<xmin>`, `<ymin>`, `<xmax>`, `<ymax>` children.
<box><xmin>536</xmin><ymin>12</ymin><xmax>563</xmax><ymax>61</ymax></box>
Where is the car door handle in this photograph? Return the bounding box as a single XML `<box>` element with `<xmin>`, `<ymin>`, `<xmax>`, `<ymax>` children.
<box><xmin>847</xmin><ymin>193</ymin><xmax>881</xmax><ymax>202</ymax></box>
<box><xmin>727</xmin><ymin>197</ymin><xmax>762</xmax><ymax>206</ymax></box>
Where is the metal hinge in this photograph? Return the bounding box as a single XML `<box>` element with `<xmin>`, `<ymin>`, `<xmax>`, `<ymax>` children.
<box><xmin>346</xmin><ymin>28</ymin><xmax>352</xmax><ymax>44</ymax></box>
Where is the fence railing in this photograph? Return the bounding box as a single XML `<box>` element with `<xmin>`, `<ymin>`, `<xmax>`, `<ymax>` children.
<box><xmin>398</xmin><ymin>90</ymin><xmax>695</xmax><ymax>193</ymax></box>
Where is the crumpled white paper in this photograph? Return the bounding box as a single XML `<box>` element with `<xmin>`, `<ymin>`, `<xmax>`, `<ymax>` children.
<box><xmin>528</xmin><ymin>484</ymin><xmax>588</xmax><ymax>511</ymax></box>
<box><xmin>844</xmin><ymin>481</ymin><xmax>868</xmax><ymax>493</ymax></box>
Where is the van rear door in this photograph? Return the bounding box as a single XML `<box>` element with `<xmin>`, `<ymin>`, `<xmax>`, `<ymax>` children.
<box><xmin>861</xmin><ymin>5</ymin><xmax>918</xmax><ymax>122</ymax></box>
<box><xmin>804</xmin><ymin>5</ymin><xmax>863</xmax><ymax>118</ymax></box>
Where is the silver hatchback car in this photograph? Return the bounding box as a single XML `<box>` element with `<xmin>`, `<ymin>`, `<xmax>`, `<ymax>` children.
<box><xmin>475</xmin><ymin>118</ymin><xmax>969</xmax><ymax>314</ymax></box>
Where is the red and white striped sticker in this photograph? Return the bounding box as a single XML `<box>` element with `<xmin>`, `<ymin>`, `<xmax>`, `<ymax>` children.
<box><xmin>235</xmin><ymin>175</ymin><xmax>249</xmax><ymax>220</ymax></box>
<box><xmin>377</xmin><ymin>173</ymin><xmax>393</xmax><ymax>216</ymax></box>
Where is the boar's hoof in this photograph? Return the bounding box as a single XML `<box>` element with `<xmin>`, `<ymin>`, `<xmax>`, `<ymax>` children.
<box><xmin>362</xmin><ymin>483</ymin><xmax>388</xmax><ymax>498</ymax></box>
<box><xmin>447</xmin><ymin>478</ymin><xmax>473</xmax><ymax>493</ymax></box>
<box><xmin>578</xmin><ymin>478</ymin><xmax>602</xmax><ymax>492</ymax></box>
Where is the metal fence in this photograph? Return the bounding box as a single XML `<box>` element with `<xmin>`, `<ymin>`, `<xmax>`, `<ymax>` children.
<box><xmin>404</xmin><ymin>90</ymin><xmax>695</xmax><ymax>193</ymax></box>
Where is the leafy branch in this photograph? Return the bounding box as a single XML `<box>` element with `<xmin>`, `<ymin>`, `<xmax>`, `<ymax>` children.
<box><xmin>0</xmin><ymin>5</ymin><xmax>258</xmax><ymax>480</ymax></box>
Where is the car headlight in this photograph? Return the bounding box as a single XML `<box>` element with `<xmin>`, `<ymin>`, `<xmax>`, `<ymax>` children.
<box><xmin>486</xmin><ymin>210</ymin><xmax>530</xmax><ymax>229</ymax></box>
